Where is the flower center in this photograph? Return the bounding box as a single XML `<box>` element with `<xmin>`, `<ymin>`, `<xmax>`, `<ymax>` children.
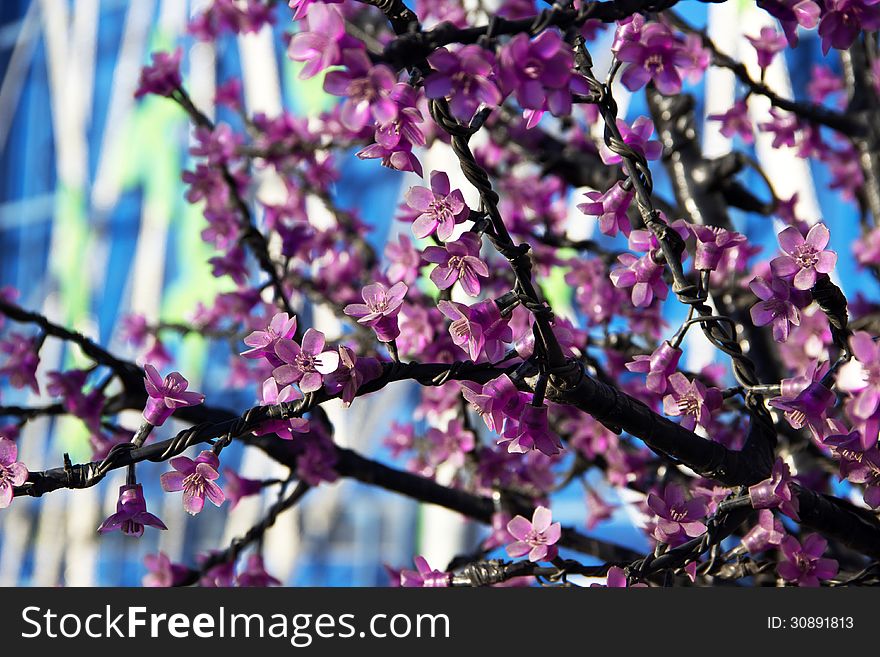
<box><xmin>0</xmin><ymin>464</ymin><xmax>11</xmax><ymax>486</ymax></box>
<box><xmin>786</xmin><ymin>409</ymin><xmax>807</xmax><ymax>428</ymax></box>
<box><xmin>524</xmin><ymin>58</ymin><xmax>543</xmax><ymax>79</ymax></box>
<box><xmin>450</xmin><ymin>318</ymin><xmax>470</xmax><ymax>339</ymax></box>
<box><xmin>296</xmin><ymin>353</ymin><xmax>318</xmax><ymax>372</ymax></box>
<box><xmin>369</xmin><ymin>294</ymin><xmax>390</xmax><ymax>313</ymax></box>
<box><xmin>348</xmin><ymin>78</ymin><xmax>378</xmax><ymax>102</ymax></box>
<box><xmin>794</xmin><ymin>553</ymin><xmax>814</xmax><ymax>573</ymax></box>
<box><xmin>428</xmin><ymin>197</ymin><xmax>454</xmax><ymax>225</ymax></box>
<box><xmin>669</xmin><ymin>507</ymin><xmax>688</xmax><ymax>522</ymax></box>
<box><xmin>453</xmin><ymin>71</ymin><xmax>474</xmax><ymax>95</ymax></box>
<box><xmin>793</xmin><ymin>244</ymin><xmax>819</xmax><ymax>269</ymax></box>
<box><xmin>448</xmin><ymin>255</ymin><xmax>468</xmax><ymax>276</ymax></box>
<box><xmin>525</xmin><ymin>529</ymin><xmax>549</xmax><ymax>546</ymax></box>
<box><xmin>182</xmin><ymin>472</ymin><xmax>206</xmax><ymax>496</ymax></box>
<box><xmin>122</xmin><ymin>519</ymin><xmax>143</xmax><ymax>534</ymax></box>
<box><xmin>645</xmin><ymin>53</ymin><xmax>664</xmax><ymax>73</ymax></box>
<box><xmin>677</xmin><ymin>394</ymin><xmax>701</xmax><ymax>417</ymax></box>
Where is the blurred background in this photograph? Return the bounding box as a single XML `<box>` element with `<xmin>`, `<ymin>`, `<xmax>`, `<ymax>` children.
<box><xmin>0</xmin><ymin>0</ymin><xmax>873</xmax><ymax>586</ymax></box>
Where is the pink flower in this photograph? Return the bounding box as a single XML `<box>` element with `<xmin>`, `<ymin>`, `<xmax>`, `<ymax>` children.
<box><xmin>423</xmin><ymin>45</ymin><xmax>502</xmax><ymax>122</ymax></box>
<box><xmin>404</xmin><ymin>171</ymin><xmax>469</xmax><ymax>242</ymax></box>
<box><xmin>324</xmin><ymin>346</ymin><xmax>382</xmax><ymax>406</ymax></box>
<box><xmin>777</xmin><ymin>534</ymin><xmax>838</xmax><ymax>587</ymax></box>
<box><xmin>241</xmin><ymin>312</ymin><xmax>298</xmax><ymax>365</ymax></box>
<box><xmin>223</xmin><ymin>469</ymin><xmax>264</xmax><ymax>509</ymax></box>
<box><xmin>690</xmin><ymin>225</ymin><xmax>747</xmax><ymax>271</ymax></box>
<box><xmin>506</xmin><ymin>506</ymin><xmax>562</xmax><ymax>562</ymax></box>
<box><xmin>662</xmin><ymin>372</ymin><xmax>722</xmax><ymax>431</ymax></box>
<box><xmin>742</xmin><ymin>509</ymin><xmax>786</xmax><ymax>554</ymax></box>
<box><xmin>160</xmin><ymin>450</ymin><xmax>226</xmax><ymax>515</ymax></box>
<box><xmin>400</xmin><ymin>556</ymin><xmax>450</xmax><ymax>587</ymax></box>
<box><xmin>610</xmin><ymin>252</ymin><xmax>668</xmax><ymax>308</ymax></box>
<box><xmin>625</xmin><ymin>341</ymin><xmax>683</xmax><ymax>395</ymax></box>
<box><xmin>423</xmin><ymin>233</ymin><xmax>489</xmax><ymax>297</ymax></box>
<box><xmin>771</xmin><ymin>223</ymin><xmax>837</xmax><ymax>290</ymax></box>
<box><xmin>97</xmin><ymin>484</ymin><xmax>167</xmax><ymax>537</ymax></box>
<box><xmin>438</xmin><ymin>299</ymin><xmax>512</xmax><ymax>362</ymax></box>
<box><xmin>0</xmin><ymin>438</ymin><xmax>27</xmax><ymax>508</ymax></box>
<box><xmin>749</xmin><ymin>276</ymin><xmax>801</xmax><ymax>342</ymax></box>
<box><xmin>142</xmin><ymin>364</ymin><xmax>205</xmax><ymax>426</ymax></box>
<box><xmin>617</xmin><ymin>22</ymin><xmax>689</xmax><ymax>95</ymax></box>
<box><xmin>142</xmin><ymin>552</ymin><xmax>190</xmax><ymax>587</ymax></box>
<box><xmin>577</xmin><ymin>181</ymin><xmax>634</xmax><ymax>237</ymax></box>
<box><xmin>498</xmin><ymin>404</ymin><xmax>563</xmax><ymax>456</ymax></box>
<box><xmin>287</xmin><ymin>4</ymin><xmax>348</xmax><ymax>79</ymax></box>
<box><xmin>272</xmin><ymin>329</ymin><xmax>341</xmax><ymax>393</ymax></box>
<box><xmin>748</xmin><ymin>458</ymin><xmax>800</xmax><ymax>521</ymax></box>
<box><xmin>746</xmin><ymin>26</ymin><xmax>788</xmax><ymax>68</ymax></box>
<box><xmin>236</xmin><ymin>554</ymin><xmax>282</xmax><ymax>587</ymax></box>
<box><xmin>254</xmin><ymin>378</ymin><xmax>310</xmax><ymax>439</ymax></box>
<box><xmin>460</xmin><ymin>374</ymin><xmax>524</xmax><ymax>433</ymax></box>
<box><xmin>598</xmin><ymin>116</ymin><xmax>662</xmax><ymax>165</ymax></box>
<box><xmin>135</xmin><ymin>48</ymin><xmax>183</xmax><ymax>98</ymax></box>
<box><xmin>323</xmin><ymin>49</ymin><xmax>397</xmax><ymax>132</ymax></box>
<box><xmin>0</xmin><ymin>333</ymin><xmax>40</xmax><ymax>393</ymax></box>
<box><xmin>648</xmin><ymin>484</ymin><xmax>709</xmax><ymax>547</ymax></box>
<box><xmin>708</xmin><ymin>99</ymin><xmax>754</xmax><ymax>143</ymax></box>
<box><xmin>344</xmin><ymin>282</ymin><xmax>408</xmax><ymax>343</ymax></box>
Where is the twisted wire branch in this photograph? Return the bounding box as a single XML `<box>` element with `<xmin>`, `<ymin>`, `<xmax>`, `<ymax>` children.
<box><xmin>575</xmin><ymin>38</ymin><xmax>777</xmax><ymax>476</ymax></box>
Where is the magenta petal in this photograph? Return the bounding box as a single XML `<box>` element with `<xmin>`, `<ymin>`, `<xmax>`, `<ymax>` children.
<box><xmin>532</xmin><ymin>506</ymin><xmax>553</xmax><ymax>533</ymax></box>
<box><xmin>815</xmin><ymin>250</ymin><xmax>837</xmax><ymax>273</ymax></box>
<box><xmin>771</xmin><ymin>255</ymin><xmax>800</xmax><ymax>277</ymax></box>
<box><xmin>136</xmin><ymin>513</ymin><xmax>168</xmax><ymax>530</ymax></box>
<box><xmin>9</xmin><ymin>462</ymin><xmax>28</xmax><ymax>486</ymax></box>
<box><xmin>0</xmin><ymin>438</ymin><xmax>17</xmax><ymax>465</ymax></box>
<box><xmin>169</xmin><ymin>456</ymin><xmax>195</xmax><ymax>474</ymax></box>
<box><xmin>507</xmin><ymin>515</ymin><xmax>532</xmax><ymax>540</ymax></box>
<box><xmin>196</xmin><ymin>463</ymin><xmax>219</xmax><ymax>481</ymax></box>
<box><xmin>506</xmin><ymin>541</ymin><xmax>531</xmax><ymax>558</ymax></box>
<box><xmin>778</xmin><ymin>226</ymin><xmax>805</xmax><ymax>254</ymax></box>
<box><xmin>183</xmin><ymin>489</ymin><xmax>205</xmax><ymax>515</ymax></box>
<box><xmin>528</xmin><ymin>545</ymin><xmax>548</xmax><ymax>562</ymax></box>
<box><xmin>300</xmin><ymin>371</ymin><xmax>323</xmax><ymax>393</ymax></box>
<box><xmin>160</xmin><ymin>471</ymin><xmax>185</xmax><ymax>492</ymax></box>
<box><xmin>793</xmin><ymin>266</ymin><xmax>817</xmax><ymax>290</ymax></box>
<box><xmin>274</xmin><ymin>339</ymin><xmax>301</xmax><ymax>364</ymax></box>
<box><xmin>543</xmin><ymin>522</ymin><xmax>562</xmax><ymax>544</ymax></box>
<box><xmin>411</xmin><ymin>213</ymin><xmax>438</xmax><ymax>239</ymax></box>
<box><xmin>203</xmin><ymin>480</ymin><xmax>226</xmax><ymax>507</ymax></box>
<box><xmin>404</xmin><ymin>186</ymin><xmax>435</xmax><ymax>212</ymax></box>
<box><xmin>850</xmin><ymin>331</ymin><xmax>878</xmax><ymax>363</ymax></box>
<box><xmin>805</xmin><ymin>223</ymin><xmax>830</xmax><ymax>250</ymax></box>
<box><xmin>97</xmin><ymin>513</ymin><xmax>124</xmax><ymax>533</ymax></box>
<box><xmin>430</xmin><ymin>265</ymin><xmax>457</xmax><ymax>290</ymax></box>
<box><xmin>301</xmin><ymin>329</ymin><xmax>325</xmax><ymax>356</ymax></box>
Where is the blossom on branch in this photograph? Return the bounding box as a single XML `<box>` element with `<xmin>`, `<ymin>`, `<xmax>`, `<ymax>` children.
<box><xmin>506</xmin><ymin>506</ymin><xmax>561</xmax><ymax>562</ymax></box>
<box><xmin>160</xmin><ymin>450</ymin><xmax>226</xmax><ymax>515</ymax></box>
<box><xmin>142</xmin><ymin>364</ymin><xmax>205</xmax><ymax>427</ymax></box>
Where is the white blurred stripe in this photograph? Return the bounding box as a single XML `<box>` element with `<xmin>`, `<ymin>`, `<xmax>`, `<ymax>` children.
<box><xmin>92</xmin><ymin>0</ymin><xmax>157</xmax><ymax>212</ymax></box>
<box><xmin>702</xmin><ymin>1</ymin><xmax>739</xmax><ymax>159</ymax></box>
<box><xmin>740</xmin><ymin>6</ymin><xmax>822</xmax><ymax>224</ymax></box>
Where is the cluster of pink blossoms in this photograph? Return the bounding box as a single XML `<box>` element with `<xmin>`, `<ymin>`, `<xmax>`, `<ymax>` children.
<box><xmin>5</xmin><ymin>0</ymin><xmax>880</xmax><ymax>590</ymax></box>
